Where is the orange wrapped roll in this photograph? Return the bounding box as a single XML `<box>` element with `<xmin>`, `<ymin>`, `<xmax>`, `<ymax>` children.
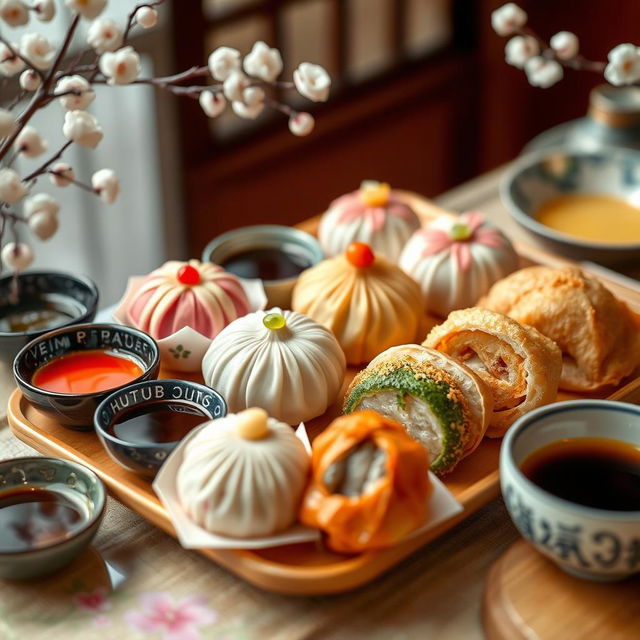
<box><xmin>299</xmin><ymin>410</ymin><xmax>432</xmax><ymax>553</ymax></box>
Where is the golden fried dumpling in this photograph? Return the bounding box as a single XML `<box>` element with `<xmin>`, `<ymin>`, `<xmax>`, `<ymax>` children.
<box><xmin>424</xmin><ymin>308</ymin><xmax>562</xmax><ymax>437</ymax></box>
<box><xmin>291</xmin><ymin>242</ymin><xmax>423</xmax><ymax>364</ymax></box>
<box><xmin>479</xmin><ymin>266</ymin><xmax>640</xmax><ymax>391</ymax></box>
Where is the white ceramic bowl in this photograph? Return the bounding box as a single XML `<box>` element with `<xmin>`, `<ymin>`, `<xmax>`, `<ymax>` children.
<box><xmin>501</xmin><ymin>148</ymin><xmax>640</xmax><ymax>264</ymax></box>
<box><xmin>500</xmin><ymin>400</ymin><xmax>640</xmax><ymax>581</ymax></box>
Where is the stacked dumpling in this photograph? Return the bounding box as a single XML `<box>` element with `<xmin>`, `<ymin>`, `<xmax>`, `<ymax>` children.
<box><xmin>318</xmin><ymin>181</ymin><xmax>421</xmax><ymax>262</ymax></box>
<box><xmin>177</xmin><ymin>408</ymin><xmax>309</xmax><ymax>537</ymax></box>
<box><xmin>291</xmin><ymin>242</ymin><xmax>423</xmax><ymax>364</ymax></box>
<box><xmin>126</xmin><ymin>259</ymin><xmax>250</xmax><ymax>339</ymax></box>
<box><xmin>202</xmin><ymin>308</ymin><xmax>346</xmax><ymax>424</ymax></box>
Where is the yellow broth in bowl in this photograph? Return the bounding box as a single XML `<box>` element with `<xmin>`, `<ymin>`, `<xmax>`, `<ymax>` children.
<box><xmin>535</xmin><ymin>194</ymin><xmax>640</xmax><ymax>245</ymax></box>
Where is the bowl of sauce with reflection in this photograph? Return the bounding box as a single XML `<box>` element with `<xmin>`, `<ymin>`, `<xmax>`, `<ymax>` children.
<box><xmin>94</xmin><ymin>379</ymin><xmax>226</xmax><ymax>478</ymax></box>
<box><xmin>0</xmin><ymin>456</ymin><xmax>106</xmax><ymax>580</ymax></box>
<box><xmin>0</xmin><ymin>271</ymin><xmax>99</xmax><ymax>364</ymax></box>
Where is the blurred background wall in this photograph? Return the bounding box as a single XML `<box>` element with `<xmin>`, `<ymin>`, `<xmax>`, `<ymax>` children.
<box><xmin>12</xmin><ymin>0</ymin><xmax>640</xmax><ymax>303</ymax></box>
<box><xmin>174</xmin><ymin>0</ymin><xmax>640</xmax><ymax>257</ymax></box>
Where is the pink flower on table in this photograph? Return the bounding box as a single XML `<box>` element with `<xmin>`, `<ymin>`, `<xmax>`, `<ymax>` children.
<box><xmin>73</xmin><ymin>586</ymin><xmax>112</xmax><ymax>613</ymax></box>
<box><xmin>417</xmin><ymin>211</ymin><xmax>505</xmax><ymax>272</ymax></box>
<box><xmin>125</xmin><ymin>592</ymin><xmax>218</xmax><ymax>640</ymax></box>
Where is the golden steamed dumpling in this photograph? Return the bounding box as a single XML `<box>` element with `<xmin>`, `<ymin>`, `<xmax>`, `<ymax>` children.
<box><xmin>291</xmin><ymin>243</ymin><xmax>423</xmax><ymax>364</ymax></box>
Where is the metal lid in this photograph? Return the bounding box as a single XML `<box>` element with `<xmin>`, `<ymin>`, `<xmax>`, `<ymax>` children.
<box><xmin>589</xmin><ymin>84</ymin><xmax>640</xmax><ymax>128</ymax></box>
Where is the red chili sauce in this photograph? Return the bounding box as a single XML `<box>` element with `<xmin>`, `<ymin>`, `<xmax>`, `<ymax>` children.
<box><xmin>32</xmin><ymin>349</ymin><xmax>144</xmax><ymax>394</ymax></box>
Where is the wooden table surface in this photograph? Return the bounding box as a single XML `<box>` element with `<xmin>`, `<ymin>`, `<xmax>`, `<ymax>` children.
<box><xmin>0</xmin><ymin>166</ymin><xmax>636</xmax><ymax>640</ymax></box>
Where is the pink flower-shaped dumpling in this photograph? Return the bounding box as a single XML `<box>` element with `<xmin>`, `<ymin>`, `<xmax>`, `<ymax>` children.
<box><xmin>318</xmin><ymin>181</ymin><xmax>420</xmax><ymax>262</ymax></box>
<box><xmin>399</xmin><ymin>211</ymin><xmax>519</xmax><ymax>317</ymax></box>
<box><xmin>127</xmin><ymin>259</ymin><xmax>250</xmax><ymax>340</ymax></box>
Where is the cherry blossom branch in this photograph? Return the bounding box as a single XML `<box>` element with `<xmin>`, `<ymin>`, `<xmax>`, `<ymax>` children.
<box><xmin>0</xmin><ymin>37</ymin><xmax>44</xmax><ymax>80</ymax></box>
<box><xmin>123</xmin><ymin>0</ymin><xmax>165</xmax><ymax>44</ymax></box>
<box><xmin>24</xmin><ymin>140</ymin><xmax>72</xmax><ymax>184</ymax></box>
<box><xmin>493</xmin><ymin>3</ymin><xmax>630</xmax><ymax>88</ymax></box>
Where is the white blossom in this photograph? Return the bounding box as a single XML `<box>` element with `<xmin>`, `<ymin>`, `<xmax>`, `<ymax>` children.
<box><xmin>199</xmin><ymin>91</ymin><xmax>226</xmax><ymax>118</ymax></box>
<box><xmin>231</xmin><ymin>100</ymin><xmax>264</xmax><ymax>120</ymax></box>
<box><xmin>65</xmin><ymin>0</ymin><xmax>106</xmax><ymax>20</ymax></box>
<box><xmin>0</xmin><ymin>168</ymin><xmax>28</xmax><ymax>204</ymax></box>
<box><xmin>28</xmin><ymin>210</ymin><xmax>58</xmax><ymax>240</ymax></box>
<box><xmin>56</xmin><ymin>75</ymin><xmax>95</xmax><ymax>110</ymax></box>
<box><xmin>243</xmin><ymin>86</ymin><xmax>265</xmax><ymax>107</ymax></box>
<box><xmin>223</xmin><ymin>71</ymin><xmax>249</xmax><ymax>102</ymax></box>
<box><xmin>505</xmin><ymin>35</ymin><xmax>539</xmax><ymax>69</ymax></box>
<box><xmin>293</xmin><ymin>63</ymin><xmax>331</xmax><ymax>102</ymax></box>
<box><xmin>91</xmin><ymin>168</ymin><xmax>119</xmax><ymax>204</ymax></box>
<box><xmin>491</xmin><ymin>3</ymin><xmax>527</xmax><ymax>37</ymax></box>
<box><xmin>63</xmin><ymin>110</ymin><xmax>103</xmax><ymax>149</ymax></box>
<box><xmin>288</xmin><ymin>112</ymin><xmax>314</xmax><ymax>137</ymax></box>
<box><xmin>135</xmin><ymin>6</ymin><xmax>157</xmax><ymax>29</ymax></box>
<box><xmin>15</xmin><ymin>126</ymin><xmax>47</xmax><ymax>157</ymax></box>
<box><xmin>25</xmin><ymin>193</ymin><xmax>60</xmax><ymax>240</ymax></box>
<box><xmin>19</xmin><ymin>69</ymin><xmax>41</xmax><ymax>91</ymax></box>
<box><xmin>87</xmin><ymin>18</ymin><xmax>123</xmax><ymax>54</ymax></box>
<box><xmin>550</xmin><ymin>31</ymin><xmax>579</xmax><ymax>60</ymax></box>
<box><xmin>2</xmin><ymin>242</ymin><xmax>33</xmax><ymax>271</ymax></box>
<box><xmin>525</xmin><ymin>56</ymin><xmax>563</xmax><ymax>89</ymax></box>
<box><xmin>604</xmin><ymin>43</ymin><xmax>640</xmax><ymax>86</ymax></box>
<box><xmin>20</xmin><ymin>33</ymin><xmax>55</xmax><ymax>70</ymax></box>
<box><xmin>0</xmin><ymin>0</ymin><xmax>28</xmax><ymax>27</ymax></box>
<box><xmin>208</xmin><ymin>47</ymin><xmax>241</xmax><ymax>81</ymax></box>
<box><xmin>243</xmin><ymin>41</ymin><xmax>282</xmax><ymax>82</ymax></box>
<box><xmin>33</xmin><ymin>0</ymin><xmax>55</xmax><ymax>22</ymax></box>
<box><xmin>87</xmin><ymin>18</ymin><xmax>123</xmax><ymax>53</ymax></box>
<box><xmin>49</xmin><ymin>162</ymin><xmax>75</xmax><ymax>187</ymax></box>
<box><xmin>24</xmin><ymin>192</ymin><xmax>59</xmax><ymax>218</ymax></box>
<box><xmin>0</xmin><ymin>42</ymin><xmax>25</xmax><ymax>76</ymax></box>
<box><xmin>0</xmin><ymin>108</ymin><xmax>15</xmax><ymax>137</ymax></box>
<box><xmin>99</xmin><ymin>46</ymin><xmax>141</xmax><ymax>85</ymax></box>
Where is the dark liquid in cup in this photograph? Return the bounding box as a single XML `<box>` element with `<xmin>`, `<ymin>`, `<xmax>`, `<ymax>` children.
<box><xmin>0</xmin><ymin>487</ymin><xmax>86</xmax><ymax>552</ymax></box>
<box><xmin>0</xmin><ymin>305</ymin><xmax>73</xmax><ymax>333</ymax></box>
<box><xmin>521</xmin><ymin>437</ymin><xmax>640</xmax><ymax>511</ymax></box>
<box><xmin>221</xmin><ymin>247</ymin><xmax>311</xmax><ymax>280</ymax></box>
<box><xmin>109</xmin><ymin>403</ymin><xmax>207</xmax><ymax>444</ymax></box>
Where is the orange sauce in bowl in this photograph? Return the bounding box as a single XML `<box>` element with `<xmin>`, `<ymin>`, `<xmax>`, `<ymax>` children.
<box><xmin>536</xmin><ymin>194</ymin><xmax>640</xmax><ymax>244</ymax></box>
<box><xmin>32</xmin><ymin>350</ymin><xmax>144</xmax><ymax>394</ymax></box>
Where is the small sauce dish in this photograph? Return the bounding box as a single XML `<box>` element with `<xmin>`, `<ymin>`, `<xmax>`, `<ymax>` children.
<box><xmin>94</xmin><ymin>379</ymin><xmax>227</xmax><ymax>478</ymax></box>
<box><xmin>0</xmin><ymin>271</ymin><xmax>98</xmax><ymax>364</ymax></box>
<box><xmin>13</xmin><ymin>323</ymin><xmax>160</xmax><ymax>430</ymax></box>
<box><xmin>202</xmin><ymin>225</ymin><xmax>323</xmax><ymax>308</ymax></box>
<box><xmin>501</xmin><ymin>400</ymin><xmax>640</xmax><ymax>581</ymax></box>
<box><xmin>0</xmin><ymin>456</ymin><xmax>106</xmax><ymax>580</ymax></box>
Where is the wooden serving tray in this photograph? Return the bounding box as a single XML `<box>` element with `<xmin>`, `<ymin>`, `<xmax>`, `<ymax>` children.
<box><xmin>7</xmin><ymin>195</ymin><xmax>640</xmax><ymax>595</ymax></box>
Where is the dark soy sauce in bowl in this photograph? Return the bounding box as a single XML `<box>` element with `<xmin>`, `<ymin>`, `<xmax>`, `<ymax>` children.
<box><xmin>0</xmin><ymin>487</ymin><xmax>88</xmax><ymax>552</ymax></box>
<box><xmin>521</xmin><ymin>437</ymin><xmax>640</xmax><ymax>511</ymax></box>
<box><xmin>221</xmin><ymin>247</ymin><xmax>312</xmax><ymax>281</ymax></box>
<box><xmin>108</xmin><ymin>403</ymin><xmax>208</xmax><ymax>444</ymax></box>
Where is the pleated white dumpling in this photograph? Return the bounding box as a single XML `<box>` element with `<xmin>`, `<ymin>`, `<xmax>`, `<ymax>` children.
<box><xmin>318</xmin><ymin>181</ymin><xmax>421</xmax><ymax>262</ymax></box>
<box><xmin>202</xmin><ymin>308</ymin><xmax>346</xmax><ymax>425</ymax></box>
<box><xmin>176</xmin><ymin>409</ymin><xmax>310</xmax><ymax>537</ymax></box>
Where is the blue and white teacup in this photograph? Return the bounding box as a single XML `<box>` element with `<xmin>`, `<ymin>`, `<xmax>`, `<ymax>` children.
<box><xmin>500</xmin><ymin>400</ymin><xmax>640</xmax><ymax>581</ymax></box>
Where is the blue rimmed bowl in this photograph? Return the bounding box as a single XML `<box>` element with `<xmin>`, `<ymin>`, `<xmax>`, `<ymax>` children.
<box><xmin>94</xmin><ymin>379</ymin><xmax>226</xmax><ymax>478</ymax></box>
<box><xmin>13</xmin><ymin>323</ymin><xmax>160</xmax><ymax>430</ymax></box>
<box><xmin>501</xmin><ymin>400</ymin><xmax>640</xmax><ymax>581</ymax></box>
<box><xmin>0</xmin><ymin>456</ymin><xmax>106</xmax><ymax>580</ymax></box>
<box><xmin>501</xmin><ymin>149</ymin><xmax>640</xmax><ymax>264</ymax></box>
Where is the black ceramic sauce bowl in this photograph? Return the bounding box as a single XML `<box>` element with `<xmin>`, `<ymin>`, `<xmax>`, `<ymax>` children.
<box><xmin>0</xmin><ymin>456</ymin><xmax>106</xmax><ymax>580</ymax></box>
<box><xmin>0</xmin><ymin>271</ymin><xmax>99</xmax><ymax>364</ymax></box>
<box><xmin>13</xmin><ymin>323</ymin><xmax>160</xmax><ymax>430</ymax></box>
<box><xmin>94</xmin><ymin>379</ymin><xmax>226</xmax><ymax>478</ymax></box>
